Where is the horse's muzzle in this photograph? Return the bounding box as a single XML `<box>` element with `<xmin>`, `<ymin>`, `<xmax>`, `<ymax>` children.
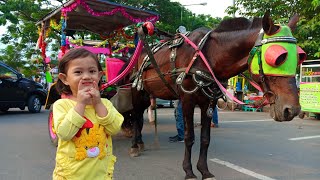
<box><xmin>276</xmin><ymin>105</ymin><xmax>301</xmax><ymax>122</ymax></box>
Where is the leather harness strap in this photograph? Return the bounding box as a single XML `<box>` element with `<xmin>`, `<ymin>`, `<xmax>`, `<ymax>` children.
<box><xmin>137</xmin><ymin>28</ymin><xmax>179</xmax><ymax>98</ymax></box>
<box><xmin>179</xmin><ymin>31</ymin><xmax>247</xmax><ymax>105</ymax></box>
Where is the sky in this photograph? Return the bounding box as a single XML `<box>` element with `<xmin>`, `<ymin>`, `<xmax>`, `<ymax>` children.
<box><xmin>172</xmin><ymin>0</ymin><xmax>234</xmax><ymax>18</ymax></box>
<box><xmin>0</xmin><ymin>26</ymin><xmax>5</xmax><ymax>36</ymax></box>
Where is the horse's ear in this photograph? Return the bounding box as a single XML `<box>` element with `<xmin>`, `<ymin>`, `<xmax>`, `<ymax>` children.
<box><xmin>288</xmin><ymin>13</ymin><xmax>299</xmax><ymax>32</ymax></box>
<box><xmin>262</xmin><ymin>10</ymin><xmax>278</xmax><ymax>35</ymax></box>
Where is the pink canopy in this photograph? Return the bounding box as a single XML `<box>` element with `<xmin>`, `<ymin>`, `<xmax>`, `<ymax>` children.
<box><xmin>74</xmin><ymin>45</ymin><xmax>111</xmax><ymax>55</ymax></box>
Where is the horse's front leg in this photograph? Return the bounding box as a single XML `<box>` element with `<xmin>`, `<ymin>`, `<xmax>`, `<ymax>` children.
<box><xmin>182</xmin><ymin>104</ymin><xmax>197</xmax><ymax>179</ymax></box>
<box><xmin>197</xmin><ymin>104</ymin><xmax>215</xmax><ymax>180</ymax></box>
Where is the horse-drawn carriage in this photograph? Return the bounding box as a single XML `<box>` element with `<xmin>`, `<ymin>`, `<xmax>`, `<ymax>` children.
<box><xmin>37</xmin><ymin>1</ymin><xmax>306</xmax><ymax>179</ymax></box>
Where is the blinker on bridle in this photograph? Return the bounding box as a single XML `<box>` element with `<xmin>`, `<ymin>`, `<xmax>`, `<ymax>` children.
<box><xmin>247</xmin><ymin>28</ymin><xmax>298</xmax><ymax>105</ymax></box>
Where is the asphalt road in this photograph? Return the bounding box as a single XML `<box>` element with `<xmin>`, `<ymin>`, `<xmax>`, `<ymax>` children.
<box><xmin>0</xmin><ymin>107</ymin><xmax>320</xmax><ymax>180</ymax></box>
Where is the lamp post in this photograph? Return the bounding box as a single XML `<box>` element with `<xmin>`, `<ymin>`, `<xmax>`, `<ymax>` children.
<box><xmin>180</xmin><ymin>2</ymin><xmax>207</xmax><ymax>23</ymax></box>
<box><xmin>233</xmin><ymin>0</ymin><xmax>235</xmax><ymax>17</ymax></box>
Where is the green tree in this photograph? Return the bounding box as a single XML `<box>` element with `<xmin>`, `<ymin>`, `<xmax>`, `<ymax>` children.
<box><xmin>0</xmin><ymin>0</ymin><xmax>56</xmax><ymax>75</ymax></box>
<box><xmin>110</xmin><ymin>0</ymin><xmax>224</xmax><ymax>33</ymax></box>
<box><xmin>227</xmin><ymin>0</ymin><xmax>320</xmax><ymax>59</ymax></box>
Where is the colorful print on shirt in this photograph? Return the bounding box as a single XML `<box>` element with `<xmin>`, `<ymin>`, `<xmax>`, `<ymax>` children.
<box><xmin>72</xmin><ymin>117</ymin><xmax>108</xmax><ymax>160</ymax></box>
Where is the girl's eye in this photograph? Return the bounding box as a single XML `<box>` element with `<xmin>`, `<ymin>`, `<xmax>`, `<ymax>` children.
<box><xmin>74</xmin><ymin>71</ymin><xmax>82</xmax><ymax>74</ymax></box>
<box><xmin>90</xmin><ymin>70</ymin><xmax>97</xmax><ymax>73</ymax></box>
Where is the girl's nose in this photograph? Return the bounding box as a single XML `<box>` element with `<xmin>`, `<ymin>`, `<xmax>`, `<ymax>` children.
<box><xmin>82</xmin><ymin>72</ymin><xmax>91</xmax><ymax>79</ymax></box>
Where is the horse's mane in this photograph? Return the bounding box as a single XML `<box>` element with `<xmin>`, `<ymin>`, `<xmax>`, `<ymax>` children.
<box><xmin>214</xmin><ymin>17</ymin><xmax>262</xmax><ymax>32</ymax></box>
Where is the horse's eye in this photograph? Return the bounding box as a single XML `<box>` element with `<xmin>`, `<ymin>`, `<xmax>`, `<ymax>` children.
<box><xmin>265</xmin><ymin>45</ymin><xmax>288</xmax><ymax>67</ymax></box>
<box><xmin>297</xmin><ymin>46</ymin><xmax>307</xmax><ymax>65</ymax></box>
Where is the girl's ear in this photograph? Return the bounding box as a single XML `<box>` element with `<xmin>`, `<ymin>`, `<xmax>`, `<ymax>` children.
<box><xmin>98</xmin><ymin>71</ymin><xmax>104</xmax><ymax>80</ymax></box>
<box><xmin>58</xmin><ymin>73</ymin><xmax>69</xmax><ymax>85</ymax></box>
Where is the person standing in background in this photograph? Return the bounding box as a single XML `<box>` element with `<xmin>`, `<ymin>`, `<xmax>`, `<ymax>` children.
<box><xmin>211</xmin><ymin>106</ymin><xmax>219</xmax><ymax>128</ymax></box>
<box><xmin>169</xmin><ymin>100</ymin><xmax>184</xmax><ymax>142</ymax></box>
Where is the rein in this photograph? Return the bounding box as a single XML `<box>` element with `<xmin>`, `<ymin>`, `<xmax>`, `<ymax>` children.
<box><xmin>101</xmin><ymin>40</ymin><xmax>143</xmax><ymax>91</ymax></box>
<box><xmin>136</xmin><ymin>28</ymin><xmax>179</xmax><ymax>97</ymax></box>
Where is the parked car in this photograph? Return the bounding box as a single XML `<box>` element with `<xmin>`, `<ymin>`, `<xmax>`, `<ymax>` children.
<box><xmin>0</xmin><ymin>61</ymin><xmax>47</xmax><ymax>113</ymax></box>
<box><xmin>156</xmin><ymin>98</ymin><xmax>174</xmax><ymax>108</ymax></box>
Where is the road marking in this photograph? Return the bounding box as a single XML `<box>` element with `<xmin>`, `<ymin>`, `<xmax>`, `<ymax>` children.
<box><xmin>156</xmin><ymin>112</ymin><xmax>269</xmax><ymax>116</ymax></box>
<box><xmin>222</xmin><ymin>119</ymin><xmax>273</xmax><ymax>123</ymax></box>
<box><xmin>289</xmin><ymin>135</ymin><xmax>320</xmax><ymax>141</ymax></box>
<box><xmin>210</xmin><ymin>158</ymin><xmax>277</xmax><ymax>180</ymax></box>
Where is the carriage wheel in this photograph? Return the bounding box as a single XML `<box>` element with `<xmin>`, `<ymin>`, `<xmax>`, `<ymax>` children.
<box><xmin>216</xmin><ymin>96</ymin><xmax>228</xmax><ymax>110</ymax></box>
<box><xmin>48</xmin><ymin>109</ymin><xmax>58</xmax><ymax>146</ymax></box>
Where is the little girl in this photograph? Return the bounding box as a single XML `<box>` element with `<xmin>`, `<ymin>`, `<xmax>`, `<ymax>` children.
<box><xmin>52</xmin><ymin>48</ymin><xmax>124</xmax><ymax>180</ymax></box>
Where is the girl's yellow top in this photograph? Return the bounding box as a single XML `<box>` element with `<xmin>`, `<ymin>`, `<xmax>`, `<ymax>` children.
<box><xmin>52</xmin><ymin>98</ymin><xmax>124</xmax><ymax>180</ymax></box>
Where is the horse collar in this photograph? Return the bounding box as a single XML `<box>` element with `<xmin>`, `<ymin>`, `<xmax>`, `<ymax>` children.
<box><xmin>178</xmin><ymin>30</ymin><xmax>241</xmax><ymax>102</ymax></box>
<box><xmin>182</xmin><ymin>30</ymin><xmax>213</xmax><ymax>74</ymax></box>
<box><xmin>197</xmin><ymin>30</ymin><xmax>213</xmax><ymax>50</ymax></box>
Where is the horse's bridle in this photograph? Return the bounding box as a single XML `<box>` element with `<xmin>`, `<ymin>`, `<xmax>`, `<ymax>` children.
<box><xmin>178</xmin><ymin>27</ymin><xmax>298</xmax><ymax>108</ymax></box>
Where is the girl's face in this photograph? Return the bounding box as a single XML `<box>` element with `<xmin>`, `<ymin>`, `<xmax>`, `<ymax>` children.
<box><xmin>59</xmin><ymin>56</ymin><xmax>103</xmax><ymax>98</ymax></box>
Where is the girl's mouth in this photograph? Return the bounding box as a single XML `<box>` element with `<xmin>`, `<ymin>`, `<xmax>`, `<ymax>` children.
<box><xmin>82</xmin><ymin>82</ymin><xmax>92</xmax><ymax>86</ymax></box>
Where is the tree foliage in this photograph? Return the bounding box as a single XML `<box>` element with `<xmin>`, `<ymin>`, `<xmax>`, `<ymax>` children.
<box><xmin>227</xmin><ymin>0</ymin><xmax>320</xmax><ymax>59</ymax></box>
<box><xmin>0</xmin><ymin>0</ymin><xmax>54</xmax><ymax>75</ymax></box>
<box><xmin>110</xmin><ymin>0</ymin><xmax>223</xmax><ymax>33</ymax></box>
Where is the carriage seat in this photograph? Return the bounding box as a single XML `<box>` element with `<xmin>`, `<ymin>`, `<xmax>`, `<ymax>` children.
<box><xmin>106</xmin><ymin>57</ymin><xmax>126</xmax><ymax>82</ymax></box>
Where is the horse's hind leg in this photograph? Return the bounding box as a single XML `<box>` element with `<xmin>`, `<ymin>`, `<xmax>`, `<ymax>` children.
<box><xmin>136</xmin><ymin>111</ymin><xmax>145</xmax><ymax>151</ymax></box>
<box><xmin>197</xmin><ymin>104</ymin><xmax>215</xmax><ymax>180</ymax></box>
<box><xmin>182</xmin><ymin>103</ymin><xmax>197</xmax><ymax>179</ymax></box>
<box><xmin>121</xmin><ymin>111</ymin><xmax>134</xmax><ymax>138</ymax></box>
<box><xmin>129</xmin><ymin>110</ymin><xmax>145</xmax><ymax>157</ymax></box>
<box><xmin>129</xmin><ymin>90</ymin><xmax>149</xmax><ymax>157</ymax></box>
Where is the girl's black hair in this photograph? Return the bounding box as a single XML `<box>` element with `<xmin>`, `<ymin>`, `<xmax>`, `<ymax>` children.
<box><xmin>55</xmin><ymin>48</ymin><xmax>103</xmax><ymax>95</ymax></box>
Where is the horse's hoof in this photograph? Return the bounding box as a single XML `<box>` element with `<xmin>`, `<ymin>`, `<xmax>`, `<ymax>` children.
<box><xmin>185</xmin><ymin>175</ymin><xmax>197</xmax><ymax>180</ymax></box>
<box><xmin>138</xmin><ymin>143</ymin><xmax>145</xmax><ymax>152</ymax></box>
<box><xmin>298</xmin><ymin>112</ymin><xmax>305</xmax><ymax>119</ymax></box>
<box><xmin>203</xmin><ymin>177</ymin><xmax>216</xmax><ymax>180</ymax></box>
<box><xmin>129</xmin><ymin>148</ymin><xmax>140</xmax><ymax>157</ymax></box>
<box><xmin>202</xmin><ymin>172</ymin><xmax>215</xmax><ymax>180</ymax></box>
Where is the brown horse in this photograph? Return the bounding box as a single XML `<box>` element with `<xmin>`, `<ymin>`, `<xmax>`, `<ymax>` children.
<box><xmin>125</xmin><ymin>11</ymin><xmax>304</xmax><ymax>180</ymax></box>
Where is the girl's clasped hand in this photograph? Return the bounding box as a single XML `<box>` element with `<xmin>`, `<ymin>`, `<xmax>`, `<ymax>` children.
<box><xmin>77</xmin><ymin>79</ymin><xmax>101</xmax><ymax>106</ymax></box>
